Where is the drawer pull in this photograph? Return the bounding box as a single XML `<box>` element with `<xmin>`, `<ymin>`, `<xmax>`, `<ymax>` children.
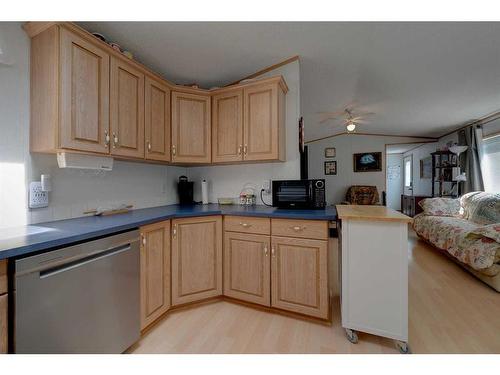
<box><xmin>239</xmin><ymin>222</ymin><xmax>252</xmax><ymax>228</ymax></box>
<box><xmin>172</xmin><ymin>224</ymin><xmax>177</xmax><ymax>238</ymax></box>
<box><xmin>271</xmin><ymin>245</ymin><xmax>276</xmax><ymax>258</ymax></box>
<box><xmin>104</xmin><ymin>130</ymin><xmax>110</xmax><ymax>147</ymax></box>
<box><xmin>263</xmin><ymin>244</ymin><xmax>268</xmax><ymax>256</ymax></box>
<box><xmin>291</xmin><ymin>226</ymin><xmax>305</xmax><ymax>231</ymax></box>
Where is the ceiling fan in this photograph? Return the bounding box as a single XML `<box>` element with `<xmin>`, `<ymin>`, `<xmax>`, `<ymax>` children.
<box><xmin>318</xmin><ymin>104</ymin><xmax>375</xmax><ymax>133</ymax></box>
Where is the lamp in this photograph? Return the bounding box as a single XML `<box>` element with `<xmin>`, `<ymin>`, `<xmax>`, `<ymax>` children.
<box><xmin>346</xmin><ymin>121</ymin><xmax>356</xmax><ymax>132</ymax></box>
<box><xmin>449</xmin><ymin>145</ymin><xmax>468</xmax><ymax>157</ymax></box>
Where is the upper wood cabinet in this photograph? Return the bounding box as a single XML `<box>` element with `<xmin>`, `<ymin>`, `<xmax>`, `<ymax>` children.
<box><xmin>110</xmin><ymin>57</ymin><xmax>145</xmax><ymax>159</ymax></box>
<box><xmin>140</xmin><ymin>221</ymin><xmax>171</xmax><ymax>330</ymax></box>
<box><xmin>59</xmin><ymin>27</ymin><xmax>110</xmax><ymax>154</ymax></box>
<box><xmin>171</xmin><ymin>91</ymin><xmax>211</xmax><ymax>164</ymax></box>
<box><xmin>243</xmin><ymin>79</ymin><xmax>286</xmax><ymax>161</ymax></box>
<box><xmin>171</xmin><ymin>216</ymin><xmax>222</xmax><ymax>305</ymax></box>
<box><xmin>223</xmin><ymin>231</ymin><xmax>271</xmax><ymax>306</ymax></box>
<box><xmin>271</xmin><ymin>236</ymin><xmax>329</xmax><ymax>319</ymax></box>
<box><xmin>145</xmin><ymin>76</ymin><xmax>171</xmax><ymax>162</ymax></box>
<box><xmin>211</xmin><ymin>77</ymin><xmax>287</xmax><ymax>163</ymax></box>
<box><xmin>212</xmin><ymin>89</ymin><xmax>243</xmax><ymax>163</ymax></box>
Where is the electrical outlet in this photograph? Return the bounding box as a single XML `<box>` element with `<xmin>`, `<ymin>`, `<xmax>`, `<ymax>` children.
<box><xmin>29</xmin><ymin>181</ymin><xmax>49</xmax><ymax>208</ymax></box>
<box><xmin>262</xmin><ymin>179</ymin><xmax>271</xmax><ymax>194</ymax></box>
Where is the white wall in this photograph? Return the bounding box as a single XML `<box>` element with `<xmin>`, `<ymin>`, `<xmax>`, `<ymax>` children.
<box><xmin>187</xmin><ymin>61</ymin><xmax>301</xmax><ymax>204</ymax></box>
<box><xmin>386</xmin><ymin>154</ymin><xmax>403</xmax><ymax>210</ymax></box>
<box><xmin>0</xmin><ymin>23</ymin><xmax>186</xmax><ymax>228</ymax></box>
<box><xmin>307</xmin><ymin>134</ymin><xmax>433</xmax><ymax>205</ymax></box>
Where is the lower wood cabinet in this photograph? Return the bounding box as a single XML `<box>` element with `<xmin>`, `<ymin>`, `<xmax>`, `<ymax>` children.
<box><xmin>172</xmin><ymin>216</ymin><xmax>222</xmax><ymax>306</ymax></box>
<box><xmin>140</xmin><ymin>221</ymin><xmax>171</xmax><ymax>330</ymax></box>
<box><xmin>223</xmin><ymin>231</ymin><xmax>271</xmax><ymax>306</ymax></box>
<box><xmin>271</xmin><ymin>236</ymin><xmax>329</xmax><ymax>319</ymax></box>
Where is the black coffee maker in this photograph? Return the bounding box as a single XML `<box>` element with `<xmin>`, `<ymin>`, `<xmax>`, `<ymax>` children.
<box><xmin>178</xmin><ymin>176</ymin><xmax>194</xmax><ymax>205</ymax></box>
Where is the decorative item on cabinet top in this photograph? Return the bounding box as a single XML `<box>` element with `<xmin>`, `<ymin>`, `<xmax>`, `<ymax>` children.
<box><xmin>26</xmin><ymin>21</ymin><xmax>289</xmax><ymax>167</ymax></box>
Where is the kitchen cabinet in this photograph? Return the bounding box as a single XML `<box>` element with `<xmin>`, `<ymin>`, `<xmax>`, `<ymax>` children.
<box><xmin>212</xmin><ymin>77</ymin><xmax>287</xmax><ymax>163</ymax></box>
<box><xmin>145</xmin><ymin>76</ymin><xmax>171</xmax><ymax>162</ymax></box>
<box><xmin>243</xmin><ymin>80</ymin><xmax>286</xmax><ymax>161</ymax></box>
<box><xmin>224</xmin><ymin>231</ymin><xmax>271</xmax><ymax>306</ymax></box>
<box><xmin>171</xmin><ymin>90</ymin><xmax>211</xmax><ymax>163</ymax></box>
<box><xmin>212</xmin><ymin>89</ymin><xmax>243</xmax><ymax>163</ymax></box>
<box><xmin>59</xmin><ymin>26</ymin><xmax>110</xmax><ymax>154</ymax></box>
<box><xmin>271</xmin><ymin>236</ymin><xmax>329</xmax><ymax>319</ymax></box>
<box><xmin>171</xmin><ymin>216</ymin><xmax>222</xmax><ymax>305</ymax></box>
<box><xmin>110</xmin><ymin>57</ymin><xmax>145</xmax><ymax>159</ymax></box>
<box><xmin>140</xmin><ymin>221</ymin><xmax>171</xmax><ymax>330</ymax></box>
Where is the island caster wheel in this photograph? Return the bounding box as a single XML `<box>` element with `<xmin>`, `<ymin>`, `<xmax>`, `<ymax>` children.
<box><xmin>396</xmin><ymin>341</ymin><xmax>410</xmax><ymax>354</ymax></box>
<box><xmin>345</xmin><ymin>328</ymin><xmax>358</xmax><ymax>344</ymax></box>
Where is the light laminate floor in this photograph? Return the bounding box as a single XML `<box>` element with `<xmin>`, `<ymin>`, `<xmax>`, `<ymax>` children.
<box><xmin>129</xmin><ymin>230</ymin><xmax>500</xmax><ymax>354</ymax></box>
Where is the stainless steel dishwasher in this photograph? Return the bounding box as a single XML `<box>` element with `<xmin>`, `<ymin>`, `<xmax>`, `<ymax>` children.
<box><xmin>14</xmin><ymin>230</ymin><xmax>140</xmax><ymax>353</ymax></box>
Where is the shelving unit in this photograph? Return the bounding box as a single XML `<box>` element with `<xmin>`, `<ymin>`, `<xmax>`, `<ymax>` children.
<box><xmin>431</xmin><ymin>150</ymin><xmax>460</xmax><ymax>197</ymax></box>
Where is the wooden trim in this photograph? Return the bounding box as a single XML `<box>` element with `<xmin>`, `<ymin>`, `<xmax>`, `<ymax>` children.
<box><xmin>305</xmin><ymin>132</ymin><xmax>437</xmax><ymax>145</ymax></box>
<box><xmin>225</xmin><ymin>55</ymin><xmax>299</xmax><ymax>87</ymax></box>
<box><xmin>438</xmin><ymin>110</ymin><xmax>500</xmax><ymax>139</ymax></box>
<box><xmin>22</xmin><ymin>22</ymin><xmax>57</xmax><ymax>37</ymax></box>
<box><xmin>483</xmin><ymin>130</ymin><xmax>500</xmax><ymax>140</ymax></box>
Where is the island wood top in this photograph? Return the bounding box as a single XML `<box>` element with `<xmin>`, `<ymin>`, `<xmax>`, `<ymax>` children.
<box><xmin>335</xmin><ymin>205</ymin><xmax>413</xmax><ymax>223</ymax></box>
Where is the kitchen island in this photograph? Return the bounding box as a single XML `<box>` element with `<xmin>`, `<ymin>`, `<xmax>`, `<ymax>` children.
<box><xmin>336</xmin><ymin>205</ymin><xmax>412</xmax><ymax>353</ymax></box>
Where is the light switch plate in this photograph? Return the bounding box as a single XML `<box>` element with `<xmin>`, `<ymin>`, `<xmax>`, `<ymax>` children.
<box><xmin>29</xmin><ymin>181</ymin><xmax>49</xmax><ymax>208</ymax></box>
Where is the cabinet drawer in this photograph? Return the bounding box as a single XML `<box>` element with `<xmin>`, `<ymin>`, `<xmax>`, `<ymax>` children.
<box><xmin>224</xmin><ymin>216</ymin><xmax>270</xmax><ymax>235</ymax></box>
<box><xmin>271</xmin><ymin>219</ymin><xmax>328</xmax><ymax>240</ymax></box>
<box><xmin>0</xmin><ymin>260</ymin><xmax>6</xmax><ymax>295</ymax></box>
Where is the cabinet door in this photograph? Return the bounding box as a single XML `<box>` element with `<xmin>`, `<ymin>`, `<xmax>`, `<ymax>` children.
<box><xmin>224</xmin><ymin>232</ymin><xmax>271</xmax><ymax>306</ymax></box>
<box><xmin>171</xmin><ymin>91</ymin><xmax>211</xmax><ymax>163</ymax></box>
<box><xmin>0</xmin><ymin>294</ymin><xmax>6</xmax><ymax>354</ymax></box>
<box><xmin>271</xmin><ymin>236</ymin><xmax>329</xmax><ymax>319</ymax></box>
<box><xmin>145</xmin><ymin>76</ymin><xmax>171</xmax><ymax>162</ymax></box>
<box><xmin>243</xmin><ymin>83</ymin><xmax>279</xmax><ymax>161</ymax></box>
<box><xmin>212</xmin><ymin>89</ymin><xmax>243</xmax><ymax>163</ymax></box>
<box><xmin>140</xmin><ymin>221</ymin><xmax>171</xmax><ymax>330</ymax></box>
<box><xmin>171</xmin><ymin>216</ymin><xmax>222</xmax><ymax>305</ymax></box>
<box><xmin>60</xmin><ymin>28</ymin><xmax>110</xmax><ymax>154</ymax></box>
<box><xmin>110</xmin><ymin>57</ymin><xmax>145</xmax><ymax>158</ymax></box>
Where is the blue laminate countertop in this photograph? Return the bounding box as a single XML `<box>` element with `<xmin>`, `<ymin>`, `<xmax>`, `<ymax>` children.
<box><xmin>0</xmin><ymin>204</ymin><xmax>337</xmax><ymax>260</ymax></box>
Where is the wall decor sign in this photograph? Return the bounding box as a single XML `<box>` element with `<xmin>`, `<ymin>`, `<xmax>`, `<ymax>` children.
<box><xmin>420</xmin><ymin>156</ymin><xmax>432</xmax><ymax>179</ymax></box>
<box><xmin>353</xmin><ymin>152</ymin><xmax>382</xmax><ymax>172</ymax></box>
<box><xmin>324</xmin><ymin>161</ymin><xmax>337</xmax><ymax>175</ymax></box>
<box><xmin>324</xmin><ymin>147</ymin><xmax>336</xmax><ymax>158</ymax></box>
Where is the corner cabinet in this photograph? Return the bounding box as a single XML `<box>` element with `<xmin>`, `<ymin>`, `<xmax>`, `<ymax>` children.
<box><xmin>171</xmin><ymin>91</ymin><xmax>211</xmax><ymax>164</ymax></box>
<box><xmin>211</xmin><ymin>77</ymin><xmax>288</xmax><ymax>163</ymax></box>
<box><xmin>140</xmin><ymin>221</ymin><xmax>171</xmax><ymax>330</ymax></box>
<box><xmin>171</xmin><ymin>216</ymin><xmax>222</xmax><ymax>305</ymax></box>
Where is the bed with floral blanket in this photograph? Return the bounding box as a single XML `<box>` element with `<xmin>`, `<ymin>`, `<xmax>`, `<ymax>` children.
<box><xmin>412</xmin><ymin>192</ymin><xmax>500</xmax><ymax>292</ymax></box>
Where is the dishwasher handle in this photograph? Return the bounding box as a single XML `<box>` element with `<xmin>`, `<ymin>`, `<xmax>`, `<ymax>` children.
<box><xmin>39</xmin><ymin>244</ymin><xmax>132</xmax><ymax>279</ymax></box>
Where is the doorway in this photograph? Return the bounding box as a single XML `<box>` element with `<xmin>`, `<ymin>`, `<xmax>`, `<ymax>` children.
<box><xmin>403</xmin><ymin>154</ymin><xmax>413</xmax><ymax>196</ymax></box>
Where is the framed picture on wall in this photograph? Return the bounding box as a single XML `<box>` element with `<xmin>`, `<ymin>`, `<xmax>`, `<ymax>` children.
<box><xmin>324</xmin><ymin>147</ymin><xmax>336</xmax><ymax>158</ymax></box>
<box><xmin>353</xmin><ymin>152</ymin><xmax>382</xmax><ymax>172</ymax></box>
<box><xmin>420</xmin><ymin>156</ymin><xmax>432</xmax><ymax>179</ymax></box>
<box><xmin>324</xmin><ymin>161</ymin><xmax>337</xmax><ymax>175</ymax></box>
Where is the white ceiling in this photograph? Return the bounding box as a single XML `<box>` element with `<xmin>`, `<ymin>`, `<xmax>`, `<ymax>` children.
<box><xmin>386</xmin><ymin>142</ymin><xmax>436</xmax><ymax>154</ymax></box>
<box><xmin>79</xmin><ymin>22</ymin><xmax>500</xmax><ymax>141</ymax></box>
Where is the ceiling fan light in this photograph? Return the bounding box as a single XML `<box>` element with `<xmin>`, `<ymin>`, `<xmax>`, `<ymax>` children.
<box><xmin>346</xmin><ymin>122</ymin><xmax>356</xmax><ymax>132</ymax></box>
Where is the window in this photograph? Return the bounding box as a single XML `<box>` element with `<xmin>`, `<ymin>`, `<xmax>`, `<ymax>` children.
<box><xmin>481</xmin><ymin>134</ymin><xmax>500</xmax><ymax>193</ymax></box>
<box><xmin>404</xmin><ymin>156</ymin><xmax>412</xmax><ymax>188</ymax></box>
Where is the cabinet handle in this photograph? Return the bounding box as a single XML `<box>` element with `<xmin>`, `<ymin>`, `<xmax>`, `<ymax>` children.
<box><xmin>147</xmin><ymin>140</ymin><xmax>152</xmax><ymax>152</ymax></box>
<box><xmin>290</xmin><ymin>226</ymin><xmax>305</xmax><ymax>232</ymax></box>
<box><xmin>263</xmin><ymin>244</ymin><xmax>268</xmax><ymax>256</ymax></box>
<box><xmin>237</xmin><ymin>145</ymin><xmax>242</xmax><ymax>155</ymax></box>
<box><xmin>112</xmin><ymin>133</ymin><xmax>118</xmax><ymax>148</ymax></box>
<box><xmin>172</xmin><ymin>224</ymin><xmax>177</xmax><ymax>238</ymax></box>
<box><xmin>104</xmin><ymin>130</ymin><xmax>110</xmax><ymax>147</ymax></box>
<box><xmin>239</xmin><ymin>222</ymin><xmax>251</xmax><ymax>228</ymax></box>
<box><xmin>271</xmin><ymin>245</ymin><xmax>276</xmax><ymax>258</ymax></box>
<box><xmin>172</xmin><ymin>145</ymin><xmax>176</xmax><ymax>157</ymax></box>
<box><xmin>141</xmin><ymin>234</ymin><xmax>146</xmax><ymax>246</ymax></box>
<box><xmin>243</xmin><ymin>144</ymin><xmax>248</xmax><ymax>155</ymax></box>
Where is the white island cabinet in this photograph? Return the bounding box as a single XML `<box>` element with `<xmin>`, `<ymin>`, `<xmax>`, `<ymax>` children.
<box><xmin>336</xmin><ymin>205</ymin><xmax>412</xmax><ymax>353</ymax></box>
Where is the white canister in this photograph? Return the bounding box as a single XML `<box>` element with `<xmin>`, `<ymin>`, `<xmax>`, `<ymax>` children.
<box><xmin>201</xmin><ymin>179</ymin><xmax>209</xmax><ymax>204</ymax></box>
